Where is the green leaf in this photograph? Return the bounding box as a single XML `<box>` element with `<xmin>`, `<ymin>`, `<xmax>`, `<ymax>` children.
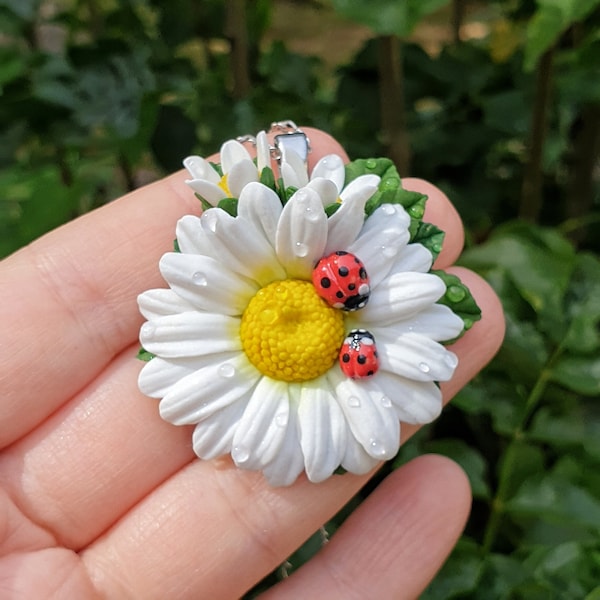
<box><xmin>259</xmin><ymin>166</ymin><xmax>276</xmax><ymax>191</ymax></box>
<box><xmin>433</xmin><ymin>270</ymin><xmax>482</xmax><ymax>332</ymax></box>
<box><xmin>217</xmin><ymin>197</ymin><xmax>238</xmax><ymax>217</ymax></box>
<box><xmin>550</xmin><ymin>354</ymin><xmax>600</xmax><ymax>396</ymax></box>
<box><xmin>412</xmin><ymin>221</ymin><xmax>444</xmax><ymax>260</ymax></box>
<box><xmin>332</xmin><ymin>0</ymin><xmax>451</xmax><ymax>37</ymax></box>
<box><xmin>506</xmin><ymin>476</ymin><xmax>600</xmax><ymax>531</ymax></box>
<box><xmin>136</xmin><ymin>347</ymin><xmax>155</xmax><ymax>361</ymax></box>
<box><xmin>524</xmin><ymin>0</ymin><xmax>600</xmax><ymax>70</ymax></box>
<box><xmin>424</xmin><ymin>439</ymin><xmax>490</xmax><ymax>499</ymax></box>
<box><xmin>324</xmin><ymin>203</ymin><xmax>341</xmax><ymax>217</ymax></box>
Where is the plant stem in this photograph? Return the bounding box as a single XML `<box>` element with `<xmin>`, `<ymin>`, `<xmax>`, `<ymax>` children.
<box><xmin>377</xmin><ymin>35</ymin><xmax>411</xmax><ymax>174</ymax></box>
<box><xmin>481</xmin><ymin>344</ymin><xmax>563</xmax><ymax>555</ymax></box>
<box><xmin>225</xmin><ymin>0</ymin><xmax>251</xmax><ymax>99</ymax></box>
<box><xmin>519</xmin><ymin>48</ymin><xmax>554</xmax><ymax>222</ymax></box>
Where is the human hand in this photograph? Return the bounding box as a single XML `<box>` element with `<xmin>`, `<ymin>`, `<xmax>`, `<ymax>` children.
<box><xmin>0</xmin><ymin>128</ymin><xmax>504</xmax><ymax>599</ymax></box>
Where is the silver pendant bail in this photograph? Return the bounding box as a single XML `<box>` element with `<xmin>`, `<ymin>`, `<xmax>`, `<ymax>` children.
<box><xmin>270</xmin><ymin>120</ymin><xmax>311</xmax><ymax>166</ymax></box>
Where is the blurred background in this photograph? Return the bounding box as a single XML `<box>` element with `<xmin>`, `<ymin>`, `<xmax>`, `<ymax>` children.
<box><xmin>1</xmin><ymin>0</ymin><xmax>598</xmax><ymax>596</ymax></box>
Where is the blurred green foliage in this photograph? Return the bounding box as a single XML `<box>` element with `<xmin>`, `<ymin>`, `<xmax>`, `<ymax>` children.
<box><xmin>1</xmin><ymin>0</ymin><xmax>599</xmax><ymax>597</ymax></box>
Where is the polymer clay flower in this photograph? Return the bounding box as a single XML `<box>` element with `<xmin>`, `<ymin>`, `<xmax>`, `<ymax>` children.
<box><xmin>183</xmin><ymin>131</ymin><xmax>271</xmax><ymax>206</ymax></box>
<box><xmin>137</xmin><ymin>171</ymin><xmax>469</xmax><ymax>486</ymax></box>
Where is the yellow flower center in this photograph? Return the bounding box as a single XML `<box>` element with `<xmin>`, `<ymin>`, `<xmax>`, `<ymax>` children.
<box><xmin>240</xmin><ymin>279</ymin><xmax>345</xmax><ymax>382</ymax></box>
<box><xmin>218</xmin><ymin>174</ymin><xmax>231</xmax><ymax>197</ymax></box>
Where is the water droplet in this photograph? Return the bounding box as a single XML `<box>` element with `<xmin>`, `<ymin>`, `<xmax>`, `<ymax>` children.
<box><xmin>444</xmin><ymin>352</ymin><xmax>459</xmax><ymax>369</ymax></box>
<box><xmin>380</xmin><ymin>396</ymin><xmax>392</xmax><ymax>408</ymax></box>
<box><xmin>365</xmin><ymin>158</ymin><xmax>377</xmax><ymax>169</ymax></box>
<box><xmin>347</xmin><ymin>396</ymin><xmax>361</xmax><ymax>408</ymax></box>
<box><xmin>418</xmin><ymin>362</ymin><xmax>431</xmax><ymax>374</ymax></box>
<box><xmin>260</xmin><ymin>309</ymin><xmax>278</xmax><ymax>325</ymax></box>
<box><xmin>409</xmin><ymin>204</ymin><xmax>424</xmax><ymax>218</ymax></box>
<box><xmin>232</xmin><ymin>444</ymin><xmax>250</xmax><ymax>464</ymax></box>
<box><xmin>463</xmin><ymin>317</ymin><xmax>474</xmax><ymax>330</ymax></box>
<box><xmin>305</xmin><ymin>206</ymin><xmax>320</xmax><ymax>222</ymax></box>
<box><xmin>369</xmin><ymin>438</ymin><xmax>388</xmax><ymax>457</ymax></box>
<box><xmin>141</xmin><ymin>323</ymin><xmax>155</xmax><ymax>337</ymax></box>
<box><xmin>381</xmin><ymin>177</ymin><xmax>399</xmax><ymax>191</ymax></box>
<box><xmin>203</xmin><ymin>212</ymin><xmax>218</xmax><ymax>232</ymax></box>
<box><xmin>294</xmin><ymin>242</ymin><xmax>309</xmax><ymax>257</ymax></box>
<box><xmin>446</xmin><ymin>284</ymin><xmax>466</xmax><ymax>302</ymax></box>
<box><xmin>432</xmin><ymin>241</ymin><xmax>443</xmax><ymax>254</ymax></box>
<box><xmin>275</xmin><ymin>412</ymin><xmax>288</xmax><ymax>427</ymax></box>
<box><xmin>192</xmin><ymin>271</ymin><xmax>207</xmax><ymax>286</ymax></box>
<box><xmin>381</xmin><ymin>245</ymin><xmax>398</xmax><ymax>258</ymax></box>
<box><xmin>295</xmin><ymin>189</ymin><xmax>309</xmax><ymax>203</ymax></box>
<box><xmin>218</xmin><ymin>363</ymin><xmax>236</xmax><ymax>378</ymax></box>
<box><xmin>381</xmin><ymin>204</ymin><xmax>395</xmax><ymax>215</ymax></box>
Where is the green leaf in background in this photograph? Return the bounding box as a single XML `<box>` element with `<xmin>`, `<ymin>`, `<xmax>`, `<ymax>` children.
<box><xmin>524</xmin><ymin>0</ymin><xmax>600</xmax><ymax>70</ymax></box>
<box><xmin>550</xmin><ymin>354</ymin><xmax>600</xmax><ymax>396</ymax></box>
<box><xmin>332</xmin><ymin>0</ymin><xmax>451</xmax><ymax>37</ymax></box>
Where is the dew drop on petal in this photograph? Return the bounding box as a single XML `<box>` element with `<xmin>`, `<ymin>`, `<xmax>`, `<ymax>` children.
<box><xmin>418</xmin><ymin>362</ymin><xmax>431</xmax><ymax>374</ymax></box>
<box><xmin>232</xmin><ymin>444</ymin><xmax>250</xmax><ymax>464</ymax></box>
<box><xmin>295</xmin><ymin>189</ymin><xmax>309</xmax><ymax>204</ymax></box>
<box><xmin>275</xmin><ymin>412</ymin><xmax>289</xmax><ymax>428</ymax></box>
<box><xmin>141</xmin><ymin>323</ymin><xmax>155</xmax><ymax>337</ymax></box>
<box><xmin>218</xmin><ymin>363</ymin><xmax>236</xmax><ymax>378</ymax></box>
<box><xmin>295</xmin><ymin>242</ymin><xmax>309</xmax><ymax>257</ymax></box>
<box><xmin>369</xmin><ymin>438</ymin><xmax>388</xmax><ymax>457</ymax></box>
<box><xmin>305</xmin><ymin>206</ymin><xmax>320</xmax><ymax>222</ymax></box>
<box><xmin>444</xmin><ymin>352</ymin><xmax>459</xmax><ymax>369</ymax></box>
<box><xmin>203</xmin><ymin>211</ymin><xmax>219</xmax><ymax>232</ymax></box>
<box><xmin>381</xmin><ymin>245</ymin><xmax>398</xmax><ymax>258</ymax></box>
<box><xmin>380</xmin><ymin>395</ymin><xmax>392</xmax><ymax>408</ymax></box>
<box><xmin>347</xmin><ymin>396</ymin><xmax>361</xmax><ymax>408</ymax></box>
<box><xmin>192</xmin><ymin>271</ymin><xmax>208</xmax><ymax>286</ymax></box>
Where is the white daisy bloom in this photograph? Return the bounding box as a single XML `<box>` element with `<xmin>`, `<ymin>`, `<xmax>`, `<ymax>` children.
<box><xmin>138</xmin><ymin>180</ymin><xmax>464</xmax><ymax>486</ymax></box>
<box><xmin>183</xmin><ymin>131</ymin><xmax>272</xmax><ymax>206</ymax></box>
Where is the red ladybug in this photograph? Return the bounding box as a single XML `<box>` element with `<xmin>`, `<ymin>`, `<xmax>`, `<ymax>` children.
<box><xmin>312</xmin><ymin>251</ymin><xmax>370</xmax><ymax>311</ymax></box>
<box><xmin>339</xmin><ymin>329</ymin><xmax>379</xmax><ymax>379</ymax></box>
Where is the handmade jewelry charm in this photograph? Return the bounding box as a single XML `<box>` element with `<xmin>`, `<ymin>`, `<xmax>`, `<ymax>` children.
<box><xmin>137</xmin><ymin>122</ymin><xmax>481</xmax><ymax>486</ymax></box>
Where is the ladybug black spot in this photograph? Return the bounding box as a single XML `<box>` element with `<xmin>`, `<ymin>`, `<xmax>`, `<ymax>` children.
<box><xmin>359</xmin><ymin>268</ymin><xmax>367</xmax><ymax>279</ymax></box>
<box><xmin>338</xmin><ymin>266</ymin><xmax>349</xmax><ymax>277</ymax></box>
<box><xmin>336</xmin><ymin>291</ymin><xmax>344</xmax><ymax>299</ymax></box>
<box><xmin>320</xmin><ymin>277</ymin><xmax>331</xmax><ymax>288</ymax></box>
<box><xmin>357</xmin><ymin>354</ymin><xmax>367</xmax><ymax>364</ymax></box>
<box><xmin>367</xmin><ymin>370</ymin><xmax>374</xmax><ymax>376</ymax></box>
<box><xmin>348</xmin><ymin>283</ymin><xmax>356</xmax><ymax>291</ymax></box>
<box><xmin>342</xmin><ymin>353</ymin><xmax>350</xmax><ymax>363</ymax></box>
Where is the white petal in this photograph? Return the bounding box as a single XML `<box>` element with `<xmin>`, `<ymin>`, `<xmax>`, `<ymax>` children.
<box><xmin>340</xmin><ymin>430</ymin><xmax>380</xmax><ymax>475</ymax></box>
<box><xmin>140</xmin><ymin>312</ymin><xmax>241</xmax><ymax>358</ymax></box>
<box><xmin>388</xmin><ymin>242</ymin><xmax>433</xmax><ymax>274</ymax></box>
<box><xmin>262</xmin><ymin>407</ymin><xmax>305</xmax><ymax>486</ymax></box>
<box><xmin>138</xmin><ymin>356</ymin><xmax>207</xmax><ymax>398</ymax></box>
<box><xmin>328</xmin><ymin>368</ymin><xmax>400</xmax><ymax>461</ymax></box>
<box><xmin>256</xmin><ymin>130</ymin><xmax>271</xmax><ymax>173</ymax></box>
<box><xmin>159</xmin><ymin>252</ymin><xmax>257</xmax><ymax>316</ymax></box>
<box><xmin>359</xmin><ymin>272</ymin><xmax>447</xmax><ymax>325</ymax></box>
<box><xmin>231</xmin><ymin>378</ymin><xmax>290</xmax><ymax>470</ymax></box>
<box><xmin>372</xmin><ymin>304</ymin><xmax>465</xmax><ymax>342</ymax></box>
<box><xmin>185</xmin><ymin>179</ymin><xmax>227</xmax><ymax>206</ymax></box>
<box><xmin>159</xmin><ymin>353</ymin><xmax>258</xmax><ymax>424</ymax></box>
<box><xmin>298</xmin><ymin>379</ymin><xmax>347</xmax><ymax>483</ymax></box>
<box><xmin>310</xmin><ymin>154</ymin><xmax>345</xmax><ymax>193</ymax></box>
<box><xmin>227</xmin><ymin>158</ymin><xmax>259</xmax><ymax>197</ymax></box>
<box><xmin>281</xmin><ymin>147</ymin><xmax>309</xmax><ymax>188</ymax></box>
<box><xmin>199</xmin><ymin>207</ymin><xmax>287</xmax><ymax>286</ymax></box>
<box><xmin>373</xmin><ymin>370</ymin><xmax>443</xmax><ymax>424</ymax></box>
<box><xmin>306</xmin><ymin>177</ymin><xmax>340</xmax><ymax>206</ymax></box>
<box><xmin>138</xmin><ymin>288</ymin><xmax>196</xmax><ymax>320</ymax></box>
<box><xmin>275</xmin><ymin>187</ymin><xmax>327</xmax><ymax>279</ymax></box>
<box><xmin>183</xmin><ymin>155</ymin><xmax>220</xmax><ymax>184</ymax></box>
<box><xmin>237</xmin><ymin>182</ymin><xmax>283</xmax><ymax>248</ymax></box>
<box><xmin>377</xmin><ymin>331</ymin><xmax>458</xmax><ymax>382</ymax></box>
<box><xmin>175</xmin><ymin>215</ymin><xmax>211</xmax><ymax>255</ymax></box>
<box><xmin>324</xmin><ymin>177</ymin><xmax>380</xmax><ymax>254</ymax></box>
<box><xmin>347</xmin><ymin>204</ymin><xmax>411</xmax><ymax>288</ymax></box>
<box><xmin>220</xmin><ymin>139</ymin><xmax>252</xmax><ymax>173</ymax></box>
<box><xmin>192</xmin><ymin>398</ymin><xmax>247</xmax><ymax>460</ymax></box>
<box><xmin>339</xmin><ymin>174</ymin><xmax>380</xmax><ymax>204</ymax></box>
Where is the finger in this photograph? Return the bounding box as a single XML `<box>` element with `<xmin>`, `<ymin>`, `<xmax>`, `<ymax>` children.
<box><xmin>263</xmin><ymin>455</ymin><xmax>471</xmax><ymax>600</ymax></box>
<box><xmin>0</xmin><ymin>128</ymin><xmax>348</xmax><ymax>449</ymax></box>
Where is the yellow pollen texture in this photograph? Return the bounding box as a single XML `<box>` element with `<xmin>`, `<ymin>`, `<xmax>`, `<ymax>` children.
<box><xmin>218</xmin><ymin>174</ymin><xmax>232</xmax><ymax>197</ymax></box>
<box><xmin>240</xmin><ymin>279</ymin><xmax>345</xmax><ymax>382</ymax></box>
